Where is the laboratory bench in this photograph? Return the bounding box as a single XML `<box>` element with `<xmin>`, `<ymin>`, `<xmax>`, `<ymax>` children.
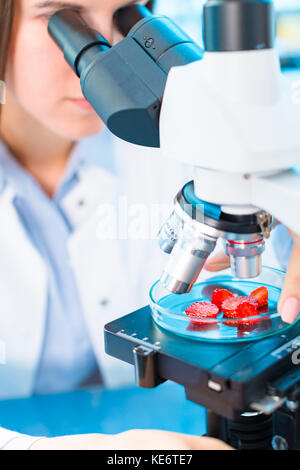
<box><xmin>0</xmin><ymin>382</ymin><xmax>205</xmax><ymax>438</ymax></box>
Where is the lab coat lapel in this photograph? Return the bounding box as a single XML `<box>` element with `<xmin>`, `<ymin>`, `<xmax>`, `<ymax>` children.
<box><xmin>66</xmin><ymin>165</ymin><xmax>137</xmax><ymax>387</ymax></box>
<box><xmin>0</xmin><ymin>188</ymin><xmax>47</xmax><ymax>398</ymax></box>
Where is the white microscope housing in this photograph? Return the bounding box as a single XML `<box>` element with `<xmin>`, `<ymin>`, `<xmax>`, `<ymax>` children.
<box><xmin>158</xmin><ymin>0</ymin><xmax>300</xmax><ymax>294</ymax></box>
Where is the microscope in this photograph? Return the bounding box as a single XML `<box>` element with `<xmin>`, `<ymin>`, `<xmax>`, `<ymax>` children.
<box><xmin>48</xmin><ymin>1</ymin><xmax>300</xmax><ymax>449</ymax></box>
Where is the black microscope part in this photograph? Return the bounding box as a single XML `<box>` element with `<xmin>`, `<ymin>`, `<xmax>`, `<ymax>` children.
<box><xmin>203</xmin><ymin>0</ymin><xmax>276</xmax><ymax>52</ymax></box>
<box><xmin>105</xmin><ymin>306</ymin><xmax>300</xmax><ymax>449</ymax></box>
<box><xmin>207</xmin><ymin>409</ymin><xmax>275</xmax><ymax>450</ymax></box>
<box><xmin>114</xmin><ymin>4</ymin><xmax>153</xmax><ymax>37</ymax></box>
<box><xmin>48</xmin><ymin>5</ymin><xmax>203</xmax><ymax>148</ymax></box>
<box><xmin>179</xmin><ymin>181</ymin><xmax>265</xmax><ymax>234</ymax></box>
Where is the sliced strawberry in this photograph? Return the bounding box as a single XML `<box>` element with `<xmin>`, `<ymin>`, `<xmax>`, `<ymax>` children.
<box><xmin>224</xmin><ymin>313</ymin><xmax>260</xmax><ymax>327</ymax></box>
<box><xmin>222</xmin><ymin>296</ymin><xmax>260</xmax><ymax>329</ymax></box>
<box><xmin>237</xmin><ymin>313</ymin><xmax>271</xmax><ymax>332</ymax></box>
<box><xmin>258</xmin><ymin>305</ymin><xmax>269</xmax><ymax>314</ymax></box>
<box><xmin>185</xmin><ymin>302</ymin><xmax>220</xmax><ymax>324</ymax></box>
<box><xmin>237</xmin><ymin>315</ymin><xmax>260</xmax><ymax>326</ymax></box>
<box><xmin>224</xmin><ymin>317</ymin><xmax>258</xmax><ymax>327</ymax></box>
<box><xmin>222</xmin><ymin>296</ymin><xmax>258</xmax><ymax>318</ymax></box>
<box><xmin>237</xmin><ymin>300</ymin><xmax>259</xmax><ymax>318</ymax></box>
<box><xmin>211</xmin><ymin>289</ymin><xmax>234</xmax><ymax>308</ymax></box>
<box><xmin>250</xmin><ymin>286</ymin><xmax>268</xmax><ymax>307</ymax></box>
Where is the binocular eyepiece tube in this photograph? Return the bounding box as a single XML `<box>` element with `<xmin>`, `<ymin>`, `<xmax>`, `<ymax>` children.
<box><xmin>48</xmin><ymin>9</ymin><xmax>111</xmax><ymax>77</ymax></box>
<box><xmin>47</xmin><ymin>5</ymin><xmax>203</xmax><ymax>147</ymax></box>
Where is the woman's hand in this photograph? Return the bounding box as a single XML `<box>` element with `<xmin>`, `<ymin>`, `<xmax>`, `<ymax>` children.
<box><xmin>277</xmin><ymin>229</ymin><xmax>300</xmax><ymax>323</ymax></box>
<box><xmin>30</xmin><ymin>429</ymin><xmax>232</xmax><ymax>450</ymax></box>
<box><xmin>205</xmin><ymin>228</ymin><xmax>300</xmax><ymax>324</ymax></box>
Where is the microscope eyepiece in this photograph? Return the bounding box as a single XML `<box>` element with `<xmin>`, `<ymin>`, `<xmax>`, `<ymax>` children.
<box><xmin>203</xmin><ymin>0</ymin><xmax>275</xmax><ymax>52</ymax></box>
<box><xmin>47</xmin><ymin>4</ymin><xmax>202</xmax><ymax>147</ymax></box>
<box><xmin>48</xmin><ymin>9</ymin><xmax>111</xmax><ymax>77</ymax></box>
<box><xmin>114</xmin><ymin>5</ymin><xmax>153</xmax><ymax>37</ymax></box>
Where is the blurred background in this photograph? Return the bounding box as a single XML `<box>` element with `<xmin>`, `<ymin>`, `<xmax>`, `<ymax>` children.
<box><xmin>155</xmin><ymin>0</ymin><xmax>300</xmax><ymax>70</ymax></box>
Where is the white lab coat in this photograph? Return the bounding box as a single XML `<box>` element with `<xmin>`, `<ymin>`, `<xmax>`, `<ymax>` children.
<box><xmin>0</xmin><ymin>134</ymin><xmax>193</xmax><ymax>402</ymax></box>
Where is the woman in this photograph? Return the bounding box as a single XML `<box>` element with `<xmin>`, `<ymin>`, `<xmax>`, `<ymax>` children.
<box><xmin>0</xmin><ymin>0</ymin><xmax>298</xmax><ymax>451</ymax></box>
<box><xmin>0</xmin><ymin>0</ymin><xmax>235</xmax><ymax>450</ymax></box>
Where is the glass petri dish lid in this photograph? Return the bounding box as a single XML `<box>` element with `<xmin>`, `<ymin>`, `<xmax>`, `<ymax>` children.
<box><xmin>149</xmin><ymin>266</ymin><xmax>298</xmax><ymax>343</ymax></box>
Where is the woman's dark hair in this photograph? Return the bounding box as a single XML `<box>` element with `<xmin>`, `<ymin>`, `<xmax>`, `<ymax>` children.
<box><xmin>0</xmin><ymin>0</ymin><xmax>14</xmax><ymax>83</ymax></box>
<box><xmin>147</xmin><ymin>1</ymin><xmax>154</xmax><ymax>11</ymax></box>
<box><xmin>0</xmin><ymin>0</ymin><xmax>14</xmax><ymax>119</ymax></box>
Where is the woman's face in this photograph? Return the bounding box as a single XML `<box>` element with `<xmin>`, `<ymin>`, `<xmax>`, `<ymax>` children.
<box><xmin>6</xmin><ymin>0</ymin><xmax>147</xmax><ymax>140</ymax></box>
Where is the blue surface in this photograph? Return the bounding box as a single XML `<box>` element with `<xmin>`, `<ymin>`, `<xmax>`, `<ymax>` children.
<box><xmin>0</xmin><ymin>383</ymin><xmax>206</xmax><ymax>438</ymax></box>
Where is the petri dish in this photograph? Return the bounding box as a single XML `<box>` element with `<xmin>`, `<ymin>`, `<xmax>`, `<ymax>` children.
<box><xmin>149</xmin><ymin>266</ymin><xmax>298</xmax><ymax>343</ymax></box>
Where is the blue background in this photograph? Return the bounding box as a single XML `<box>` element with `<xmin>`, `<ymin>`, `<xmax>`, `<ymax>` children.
<box><xmin>0</xmin><ymin>383</ymin><xmax>206</xmax><ymax>437</ymax></box>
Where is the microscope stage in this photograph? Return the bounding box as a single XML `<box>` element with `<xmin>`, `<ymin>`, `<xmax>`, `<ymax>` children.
<box><xmin>105</xmin><ymin>306</ymin><xmax>300</xmax><ymax>419</ymax></box>
<box><xmin>149</xmin><ymin>270</ymin><xmax>291</xmax><ymax>343</ymax></box>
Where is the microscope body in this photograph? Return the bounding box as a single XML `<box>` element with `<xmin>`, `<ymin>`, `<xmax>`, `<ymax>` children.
<box><xmin>158</xmin><ymin>45</ymin><xmax>300</xmax><ymax>292</ymax></box>
<box><xmin>157</xmin><ymin>0</ymin><xmax>300</xmax><ymax>294</ymax></box>
<box><xmin>161</xmin><ymin>49</ymin><xmax>300</xmax><ymax>176</ymax></box>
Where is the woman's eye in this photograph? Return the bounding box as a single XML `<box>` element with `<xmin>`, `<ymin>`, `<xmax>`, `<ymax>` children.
<box><xmin>39</xmin><ymin>7</ymin><xmax>83</xmax><ymax>22</ymax></box>
<box><xmin>38</xmin><ymin>12</ymin><xmax>53</xmax><ymax>21</ymax></box>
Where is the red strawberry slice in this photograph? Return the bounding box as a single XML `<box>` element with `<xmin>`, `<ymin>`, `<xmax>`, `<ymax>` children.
<box><xmin>222</xmin><ymin>296</ymin><xmax>259</xmax><ymax>318</ymax></box>
<box><xmin>250</xmin><ymin>286</ymin><xmax>268</xmax><ymax>307</ymax></box>
<box><xmin>224</xmin><ymin>313</ymin><xmax>261</xmax><ymax>327</ymax></box>
<box><xmin>211</xmin><ymin>289</ymin><xmax>234</xmax><ymax>308</ymax></box>
<box><xmin>185</xmin><ymin>302</ymin><xmax>220</xmax><ymax>324</ymax></box>
<box><xmin>237</xmin><ymin>315</ymin><xmax>261</xmax><ymax>326</ymax></box>
<box><xmin>238</xmin><ymin>304</ymin><xmax>270</xmax><ymax>326</ymax></box>
<box><xmin>237</xmin><ymin>299</ymin><xmax>259</xmax><ymax>318</ymax></box>
<box><xmin>222</xmin><ymin>296</ymin><xmax>260</xmax><ymax>327</ymax></box>
<box><xmin>237</xmin><ymin>312</ymin><xmax>271</xmax><ymax>330</ymax></box>
<box><xmin>258</xmin><ymin>305</ymin><xmax>269</xmax><ymax>314</ymax></box>
<box><xmin>224</xmin><ymin>317</ymin><xmax>260</xmax><ymax>327</ymax></box>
